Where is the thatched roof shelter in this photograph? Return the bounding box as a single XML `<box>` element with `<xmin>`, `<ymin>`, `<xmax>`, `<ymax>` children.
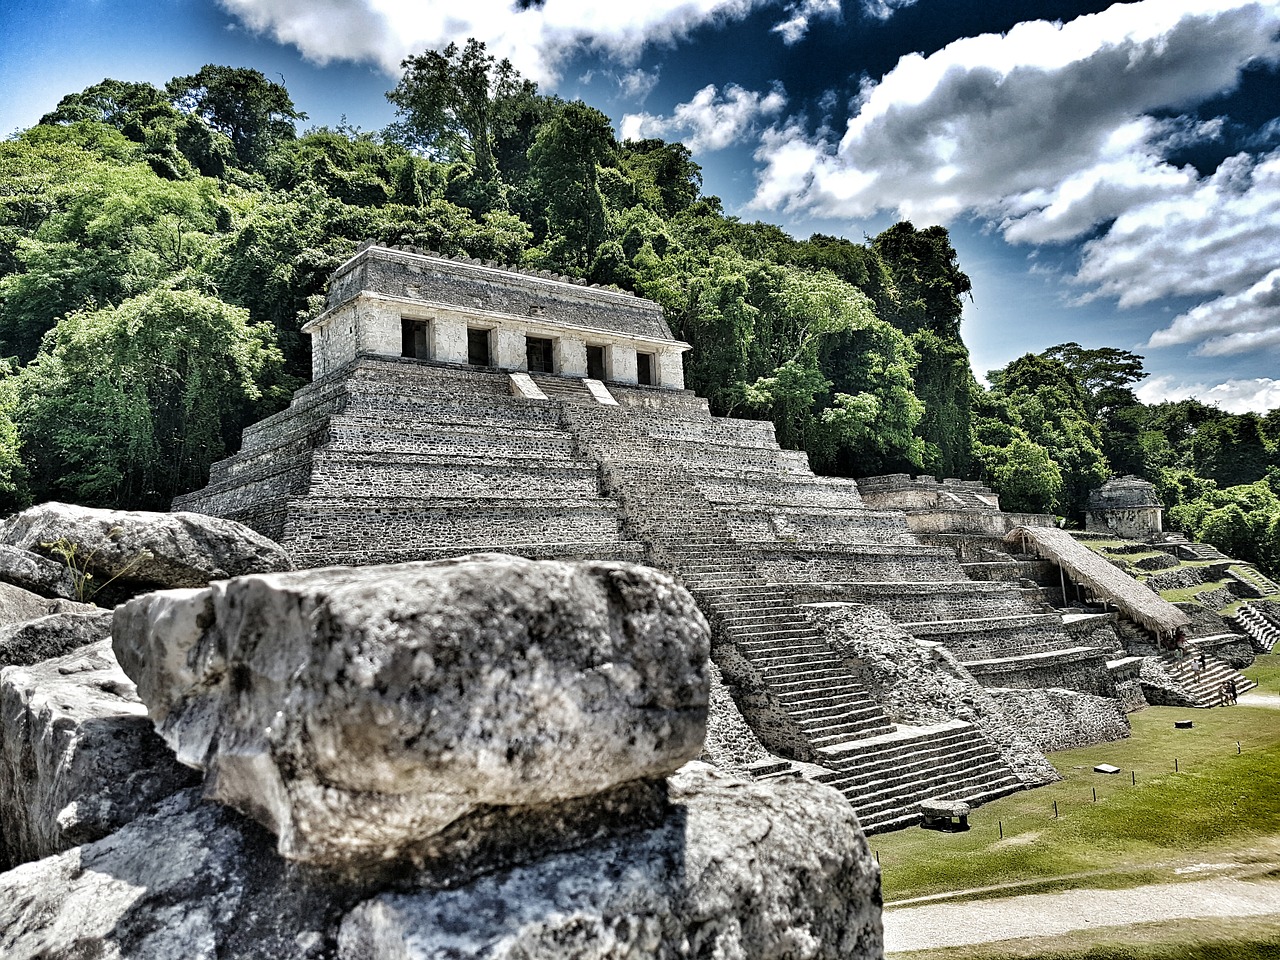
<box><xmin>1004</xmin><ymin>526</ymin><xmax>1191</xmax><ymax>635</ymax></box>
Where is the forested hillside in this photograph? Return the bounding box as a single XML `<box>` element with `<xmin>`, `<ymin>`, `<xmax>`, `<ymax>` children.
<box><xmin>1</xmin><ymin>42</ymin><xmax>1276</xmax><ymax>572</ymax></box>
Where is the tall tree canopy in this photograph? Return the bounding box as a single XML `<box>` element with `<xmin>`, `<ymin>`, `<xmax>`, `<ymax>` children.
<box><xmin>166</xmin><ymin>65</ymin><xmax>305</xmax><ymax>172</ymax></box>
<box><xmin>386</xmin><ymin>39</ymin><xmax>536</xmax><ymax>183</ymax></box>
<box><xmin>17</xmin><ymin>289</ymin><xmax>280</xmax><ymax>508</ymax></box>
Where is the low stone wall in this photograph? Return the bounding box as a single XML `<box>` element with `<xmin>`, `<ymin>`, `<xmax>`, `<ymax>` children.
<box><xmin>726</xmin><ymin>506</ymin><xmax>917</xmax><ymax>547</ymax></box>
<box><xmin>785</xmin><ymin>580</ymin><xmax>1041</xmax><ymax>623</ymax></box>
<box><xmin>986</xmin><ymin>687</ymin><xmax>1130</xmax><ymax>752</ymax></box>
<box><xmin>903</xmin><ymin>510</ymin><xmax>1051</xmax><ymax>536</ymax></box>
<box><xmin>915</xmin><ymin>532</ymin><xmax>1013</xmax><ymax>563</ymax></box>
<box><xmin>282</xmin><ymin>497</ymin><xmax>626</xmax><ymax>568</ymax></box>
<box><xmin>964</xmin><ymin>646</ymin><xmax>1118</xmax><ymax>697</ymax></box>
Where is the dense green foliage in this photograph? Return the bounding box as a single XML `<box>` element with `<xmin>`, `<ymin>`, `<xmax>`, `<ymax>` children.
<box><xmin>1</xmin><ymin>44</ymin><xmax>1275</xmax><ymax>575</ymax></box>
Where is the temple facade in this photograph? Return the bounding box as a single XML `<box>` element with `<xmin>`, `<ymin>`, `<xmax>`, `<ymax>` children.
<box><xmin>305</xmin><ymin>242</ymin><xmax>690</xmax><ymax>388</ymax></box>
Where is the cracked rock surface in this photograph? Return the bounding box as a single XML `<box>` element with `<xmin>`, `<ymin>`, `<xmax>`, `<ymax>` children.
<box><xmin>0</xmin><ymin>639</ymin><xmax>198</xmax><ymax>869</ymax></box>
<box><xmin>113</xmin><ymin>554</ymin><xmax>711</xmax><ymax>865</ymax></box>
<box><xmin>339</xmin><ymin>762</ymin><xmax>883</xmax><ymax>960</ymax></box>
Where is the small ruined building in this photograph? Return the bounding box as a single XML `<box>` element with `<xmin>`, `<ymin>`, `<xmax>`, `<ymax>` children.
<box><xmin>1086</xmin><ymin>476</ymin><xmax>1164</xmax><ymax>541</ymax></box>
<box><xmin>176</xmin><ymin>244</ymin><xmax>1211</xmax><ymax>831</ymax></box>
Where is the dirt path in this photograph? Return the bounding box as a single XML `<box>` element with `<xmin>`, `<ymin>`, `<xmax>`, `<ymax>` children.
<box><xmin>883</xmin><ymin>877</ymin><xmax>1280</xmax><ymax>953</ymax></box>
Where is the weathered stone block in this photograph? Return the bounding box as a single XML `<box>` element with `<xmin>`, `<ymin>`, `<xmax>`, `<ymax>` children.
<box><xmin>1</xmin><ymin>502</ymin><xmax>294</xmax><ymax>596</ymax></box>
<box><xmin>338</xmin><ymin>763</ymin><xmax>882</xmax><ymax>960</ymax></box>
<box><xmin>0</xmin><ymin>581</ymin><xmax>94</xmax><ymax>628</ymax></box>
<box><xmin>0</xmin><ymin>640</ymin><xmax>198</xmax><ymax>869</ymax></box>
<box><xmin>113</xmin><ymin>554</ymin><xmax>710</xmax><ymax>865</ymax></box>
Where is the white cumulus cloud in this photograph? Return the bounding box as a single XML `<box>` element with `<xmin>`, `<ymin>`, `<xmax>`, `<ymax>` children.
<box><xmin>772</xmin><ymin>0</ymin><xmax>842</xmax><ymax>44</ymax></box>
<box><xmin>217</xmin><ymin>0</ymin><xmax>770</xmax><ymax>82</ymax></box>
<box><xmin>1136</xmin><ymin>375</ymin><xmax>1280</xmax><ymax>413</ymax></box>
<box><xmin>749</xmin><ymin>0</ymin><xmax>1280</xmax><ymax>360</ymax></box>
<box><xmin>622</xmin><ymin>83</ymin><xmax>787</xmax><ymax>152</ymax></box>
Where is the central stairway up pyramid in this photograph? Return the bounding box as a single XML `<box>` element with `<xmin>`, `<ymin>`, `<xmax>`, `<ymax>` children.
<box><xmin>178</xmin><ymin>244</ymin><xmax>1074</xmax><ymax>831</ymax></box>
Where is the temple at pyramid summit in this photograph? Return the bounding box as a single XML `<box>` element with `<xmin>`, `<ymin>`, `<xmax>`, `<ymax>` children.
<box><xmin>177</xmin><ymin>242</ymin><xmax>1262</xmax><ymax>832</ymax></box>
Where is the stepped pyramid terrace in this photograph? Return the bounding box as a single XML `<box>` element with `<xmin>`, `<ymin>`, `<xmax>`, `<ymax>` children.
<box><xmin>177</xmin><ymin>243</ymin><xmax>1255</xmax><ymax>833</ymax></box>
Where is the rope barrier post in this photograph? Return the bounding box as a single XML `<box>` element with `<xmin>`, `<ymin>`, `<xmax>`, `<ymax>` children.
<box><xmin>999</xmin><ymin>821</ymin><xmax>1003</xmax><ymax>839</ymax></box>
<box><xmin>1175</xmin><ymin>758</ymin><xmax>1179</xmax><ymax>773</ymax></box>
<box><xmin>1053</xmin><ymin>801</ymin><xmax>1058</xmax><ymax>819</ymax></box>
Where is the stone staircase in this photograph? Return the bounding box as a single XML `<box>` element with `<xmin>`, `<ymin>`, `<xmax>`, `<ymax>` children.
<box><xmin>1228</xmin><ymin>603</ymin><xmax>1280</xmax><ymax>653</ymax></box>
<box><xmin>556</xmin><ymin>400</ymin><xmax>1024</xmax><ymax>831</ymax></box>
<box><xmin>1163</xmin><ymin>640</ymin><xmax>1257</xmax><ymax>706</ymax></box>
<box><xmin>1228</xmin><ymin>564</ymin><xmax>1280</xmax><ymax>598</ymax></box>
<box><xmin>1176</xmin><ymin>542</ymin><xmax>1230</xmax><ymax>562</ymax></box>
<box><xmin>810</xmin><ymin>720</ymin><xmax>1023</xmax><ymax>833</ymax></box>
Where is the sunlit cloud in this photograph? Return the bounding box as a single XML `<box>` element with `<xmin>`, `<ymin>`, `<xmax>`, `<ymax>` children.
<box><xmin>217</xmin><ymin>0</ymin><xmax>771</xmax><ymax>81</ymax></box>
<box><xmin>1136</xmin><ymin>374</ymin><xmax>1280</xmax><ymax>413</ymax></box>
<box><xmin>772</xmin><ymin>0</ymin><xmax>842</xmax><ymax>44</ymax></box>
<box><xmin>622</xmin><ymin>83</ymin><xmax>787</xmax><ymax>152</ymax></box>
<box><xmin>749</xmin><ymin>0</ymin><xmax>1280</xmax><ymax>359</ymax></box>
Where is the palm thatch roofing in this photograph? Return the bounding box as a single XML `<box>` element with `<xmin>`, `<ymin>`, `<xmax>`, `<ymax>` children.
<box><xmin>1004</xmin><ymin>526</ymin><xmax>1192</xmax><ymax>635</ymax></box>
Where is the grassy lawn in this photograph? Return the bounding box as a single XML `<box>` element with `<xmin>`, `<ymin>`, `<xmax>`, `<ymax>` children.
<box><xmin>889</xmin><ymin>915</ymin><xmax>1280</xmax><ymax>960</ymax></box>
<box><xmin>1156</xmin><ymin>580</ymin><xmax>1231</xmax><ymax>604</ymax></box>
<box><xmin>873</xmin><ymin>702</ymin><xmax>1280</xmax><ymax>904</ymax></box>
<box><xmin>1244</xmin><ymin>653</ymin><xmax>1280</xmax><ymax>693</ymax></box>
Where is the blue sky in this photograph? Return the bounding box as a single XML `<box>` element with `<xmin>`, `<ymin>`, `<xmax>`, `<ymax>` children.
<box><xmin>3</xmin><ymin>0</ymin><xmax>1279</xmax><ymax>410</ymax></box>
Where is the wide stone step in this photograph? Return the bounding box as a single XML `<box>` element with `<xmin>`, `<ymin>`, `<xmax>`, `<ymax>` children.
<box><xmin>827</xmin><ymin>742</ymin><xmax>1004</xmax><ymax>792</ymax></box>
<box><xmin>807</xmin><ymin>719</ymin><xmax>898</xmax><ymax>746</ymax></box>
<box><xmin>846</xmin><ymin>761</ymin><xmax>1015</xmax><ymax>815</ymax></box>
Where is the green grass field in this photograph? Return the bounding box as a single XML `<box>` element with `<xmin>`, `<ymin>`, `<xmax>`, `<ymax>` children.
<box><xmin>878</xmin><ymin>661</ymin><xmax>1280</xmax><ymax>957</ymax></box>
<box><xmin>875</xmin><ymin>689</ymin><xmax>1280</xmax><ymax>904</ymax></box>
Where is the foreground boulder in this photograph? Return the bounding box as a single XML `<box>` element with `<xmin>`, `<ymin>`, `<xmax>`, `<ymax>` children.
<box><xmin>0</xmin><ymin>788</ymin><xmax>368</xmax><ymax>960</ymax></box>
<box><xmin>0</xmin><ymin>640</ymin><xmax>198</xmax><ymax>869</ymax></box>
<box><xmin>339</xmin><ymin>763</ymin><xmax>882</xmax><ymax>960</ymax></box>
<box><xmin>0</xmin><ymin>764</ymin><xmax>880</xmax><ymax>960</ymax></box>
<box><xmin>1</xmin><ymin>502</ymin><xmax>293</xmax><ymax>598</ymax></box>
<box><xmin>113</xmin><ymin>554</ymin><xmax>711</xmax><ymax>865</ymax></box>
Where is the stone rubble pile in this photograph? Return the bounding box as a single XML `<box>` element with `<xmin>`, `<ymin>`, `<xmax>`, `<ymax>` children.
<box><xmin>0</xmin><ymin>504</ymin><xmax>882</xmax><ymax>960</ymax></box>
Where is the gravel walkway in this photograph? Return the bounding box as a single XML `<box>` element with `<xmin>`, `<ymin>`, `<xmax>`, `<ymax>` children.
<box><xmin>883</xmin><ymin>877</ymin><xmax>1280</xmax><ymax>953</ymax></box>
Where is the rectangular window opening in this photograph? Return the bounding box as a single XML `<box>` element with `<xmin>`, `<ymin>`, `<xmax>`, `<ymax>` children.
<box><xmin>586</xmin><ymin>345</ymin><xmax>606</xmax><ymax>381</ymax></box>
<box><xmin>636</xmin><ymin>351</ymin><xmax>655</xmax><ymax>386</ymax></box>
<box><xmin>467</xmin><ymin>327</ymin><xmax>492</xmax><ymax>367</ymax></box>
<box><xmin>526</xmin><ymin>336</ymin><xmax>555</xmax><ymax>374</ymax></box>
<box><xmin>401</xmin><ymin>319</ymin><xmax>429</xmax><ymax>360</ymax></box>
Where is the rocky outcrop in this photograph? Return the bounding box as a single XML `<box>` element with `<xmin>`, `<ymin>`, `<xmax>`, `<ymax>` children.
<box><xmin>0</xmin><ymin>610</ymin><xmax>113</xmax><ymax>670</ymax></box>
<box><xmin>805</xmin><ymin>602</ymin><xmax>1058</xmax><ymax>786</ymax></box>
<box><xmin>1</xmin><ymin>502</ymin><xmax>294</xmax><ymax>600</ymax></box>
<box><xmin>3</xmin><ymin>553</ymin><xmax>881</xmax><ymax>959</ymax></box>
<box><xmin>113</xmin><ymin>554</ymin><xmax>712</xmax><ymax>866</ymax></box>
<box><xmin>339</xmin><ymin>763</ymin><xmax>882</xmax><ymax>960</ymax></box>
<box><xmin>1138</xmin><ymin>657</ymin><xmax>1197</xmax><ymax>707</ymax></box>
<box><xmin>701</xmin><ymin>660</ymin><xmax>775</xmax><ymax>775</ymax></box>
<box><xmin>0</xmin><ymin>763</ymin><xmax>880</xmax><ymax>960</ymax></box>
<box><xmin>0</xmin><ymin>640</ymin><xmax>198</xmax><ymax>869</ymax></box>
<box><xmin>0</xmin><ymin>545</ymin><xmax>78</xmax><ymax>600</ymax></box>
<box><xmin>0</xmin><ymin>788</ymin><xmax>371</xmax><ymax>960</ymax></box>
<box><xmin>986</xmin><ymin>688</ymin><xmax>1130</xmax><ymax>752</ymax></box>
